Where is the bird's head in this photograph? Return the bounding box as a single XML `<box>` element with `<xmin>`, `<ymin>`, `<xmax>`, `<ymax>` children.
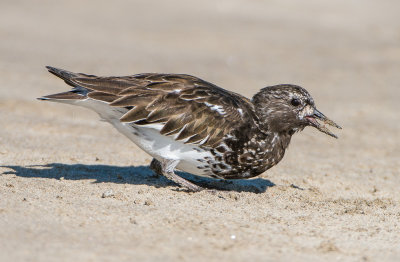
<box><xmin>251</xmin><ymin>84</ymin><xmax>341</xmax><ymax>138</ymax></box>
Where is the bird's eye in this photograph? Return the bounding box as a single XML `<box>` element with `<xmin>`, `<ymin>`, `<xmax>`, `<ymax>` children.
<box><xmin>291</xmin><ymin>98</ymin><xmax>301</xmax><ymax>107</ymax></box>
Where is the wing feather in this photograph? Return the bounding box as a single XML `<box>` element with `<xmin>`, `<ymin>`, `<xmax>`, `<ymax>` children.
<box><xmin>120</xmin><ymin>106</ymin><xmax>149</xmax><ymax>122</ymax></box>
<box><xmin>105</xmin><ymin>76</ymin><xmax>255</xmax><ymax>147</ymax></box>
<box><xmin>45</xmin><ymin>67</ymin><xmax>257</xmax><ymax>148</ymax></box>
<box><xmin>110</xmin><ymin>94</ymin><xmax>154</xmax><ymax>107</ymax></box>
<box><xmin>88</xmin><ymin>92</ymin><xmax>121</xmax><ymax>103</ymax></box>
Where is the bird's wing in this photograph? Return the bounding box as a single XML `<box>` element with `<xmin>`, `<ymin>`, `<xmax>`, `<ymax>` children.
<box><xmin>45</xmin><ymin>67</ymin><xmax>257</xmax><ymax>147</ymax></box>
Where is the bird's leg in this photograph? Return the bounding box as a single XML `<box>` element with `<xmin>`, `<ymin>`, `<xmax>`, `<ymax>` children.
<box><xmin>158</xmin><ymin>159</ymin><xmax>205</xmax><ymax>192</ymax></box>
<box><xmin>149</xmin><ymin>158</ymin><xmax>163</xmax><ymax>177</ymax></box>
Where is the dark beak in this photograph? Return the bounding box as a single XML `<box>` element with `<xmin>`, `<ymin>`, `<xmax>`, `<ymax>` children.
<box><xmin>305</xmin><ymin>109</ymin><xmax>342</xmax><ymax>138</ymax></box>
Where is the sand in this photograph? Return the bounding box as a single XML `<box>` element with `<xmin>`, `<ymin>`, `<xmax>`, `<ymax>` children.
<box><xmin>0</xmin><ymin>0</ymin><xmax>399</xmax><ymax>261</ymax></box>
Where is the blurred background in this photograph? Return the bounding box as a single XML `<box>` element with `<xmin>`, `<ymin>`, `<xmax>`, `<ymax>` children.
<box><xmin>1</xmin><ymin>0</ymin><xmax>399</xmax><ymax>261</ymax></box>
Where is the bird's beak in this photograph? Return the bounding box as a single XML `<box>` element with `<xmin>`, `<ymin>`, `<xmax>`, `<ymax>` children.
<box><xmin>305</xmin><ymin>108</ymin><xmax>342</xmax><ymax>138</ymax></box>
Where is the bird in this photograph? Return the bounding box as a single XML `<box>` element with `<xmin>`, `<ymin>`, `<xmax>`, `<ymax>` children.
<box><xmin>39</xmin><ymin>66</ymin><xmax>341</xmax><ymax>192</ymax></box>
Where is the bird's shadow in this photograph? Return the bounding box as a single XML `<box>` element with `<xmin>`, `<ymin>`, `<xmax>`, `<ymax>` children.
<box><xmin>1</xmin><ymin>163</ymin><xmax>275</xmax><ymax>193</ymax></box>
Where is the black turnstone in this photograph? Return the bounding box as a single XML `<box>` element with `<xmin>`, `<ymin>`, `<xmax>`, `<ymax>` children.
<box><xmin>39</xmin><ymin>66</ymin><xmax>341</xmax><ymax>192</ymax></box>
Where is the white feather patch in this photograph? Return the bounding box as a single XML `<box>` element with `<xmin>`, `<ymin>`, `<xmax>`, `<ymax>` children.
<box><xmin>71</xmin><ymin>98</ymin><xmax>214</xmax><ymax>177</ymax></box>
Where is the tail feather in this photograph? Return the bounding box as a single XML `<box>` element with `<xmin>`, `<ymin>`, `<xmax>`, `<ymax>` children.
<box><xmin>45</xmin><ymin>66</ymin><xmax>80</xmax><ymax>87</ymax></box>
<box><xmin>38</xmin><ymin>91</ymin><xmax>86</xmax><ymax>101</ymax></box>
<box><xmin>38</xmin><ymin>66</ymin><xmax>88</xmax><ymax>101</ymax></box>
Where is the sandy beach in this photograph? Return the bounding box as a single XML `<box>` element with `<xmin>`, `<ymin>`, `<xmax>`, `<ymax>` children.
<box><xmin>1</xmin><ymin>0</ymin><xmax>399</xmax><ymax>261</ymax></box>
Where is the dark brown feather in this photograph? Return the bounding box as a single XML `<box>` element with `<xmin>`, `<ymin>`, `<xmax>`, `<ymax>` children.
<box><xmin>43</xmin><ymin>67</ymin><xmax>258</xmax><ymax>148</ymax></box>
<box><xmin>110</xmin><ymin>94</ymin><xmax>154</xmax><ymax>107</ymax></box>
<box><xmin>120</xmin><ymin>106</ymin><xmax>150</xmax><ymax>122</ymax></box>
<box><xmin>42</xmin><ymin>91</ymin><xmax>85</xmax><ymax>100</ymax></box>
<box><xmin>73</xmin><ymin>77</ymin><xmax>137</xmax><ymax>94</ymax></box>
<box><xmin>160</xmin><ymin>114</ymin><xmax>191</xmax><ymax>135</ymax></box>
<box><xmin>88</xmin><ymin>92</ymin><xmax>120</xmax><ymax>103</ymax></box>
<box><xmin>146</xmin><ymin>105</ymin><xmax>186</xmax><ymax>122</ymax></box>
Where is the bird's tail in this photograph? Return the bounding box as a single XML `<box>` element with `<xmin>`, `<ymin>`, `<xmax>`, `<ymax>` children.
<box><xmin>38</xmin><ymin>66</ymin><xmax>88</xmax><ymax>102</ymax></box>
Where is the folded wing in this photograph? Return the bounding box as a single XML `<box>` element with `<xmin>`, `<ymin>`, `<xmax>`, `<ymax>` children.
<box><xmin>44</xmin><ymin>66</ymin><xmax>257</xmax><ymax>148</ymax></box>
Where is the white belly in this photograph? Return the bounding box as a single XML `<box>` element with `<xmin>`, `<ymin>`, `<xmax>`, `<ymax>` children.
<box><xmin>74</xmin><ymin>99</ymin><xmax>213</xmax><ymax>177</ymax></box>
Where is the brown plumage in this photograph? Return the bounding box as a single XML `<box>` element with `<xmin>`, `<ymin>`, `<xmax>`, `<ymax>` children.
<box><xmin>40</xmin><ymin>66</ymin><xmax>341</xmax><ymax>192</ymax></box>
<box><xmin>43</xmin><ymin>67</ymin><xmax>257</xmax><ymax>148</ymax></box>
